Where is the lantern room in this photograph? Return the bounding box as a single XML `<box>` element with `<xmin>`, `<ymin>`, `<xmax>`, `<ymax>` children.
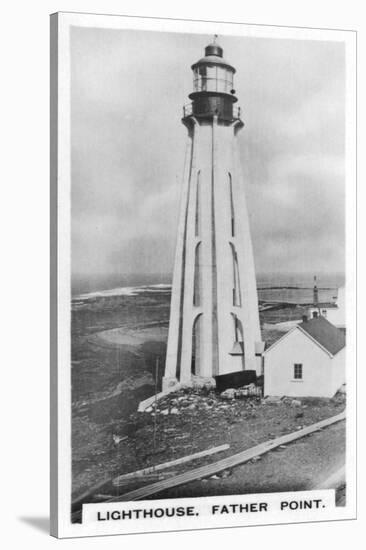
<box><xmin>185</xmin><ymin>41</ymin><xmax>240</xmax><ymax>123</ymax></box>
<box><xmin>192</xmin><ymin>43</ymin><xmax>235</xmax><ymax>94</ymax></box>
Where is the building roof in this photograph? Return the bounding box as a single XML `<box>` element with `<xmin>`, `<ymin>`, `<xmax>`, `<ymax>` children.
<box><xmin>264</xmin><ymin>315</ymin><xmax>346</xmax><ymax>357</ymax></box>
<box><xmin>298</xmin><ymin>316</ymin><xmax>345</xmax><ymax>356</ymax></box>
<box><xmin>191</xmin><ymin>44</ymin><xmax>235</xmax><ymax>72</ymax></box>
<box><xmin>191</xmin><ymin>55</ymin><xmax>235</xmax><ymax>71</ymax></box>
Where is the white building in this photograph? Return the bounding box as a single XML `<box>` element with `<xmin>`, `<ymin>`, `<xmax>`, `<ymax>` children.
<box><xmin>325</xmin><ymin>286</ymin><xmax>345</xmax><ymax>328</ymax></box>
<box><xmin>307</xmin><ymin>286</ymin><xmax>345</xmax><ymax>329</ymax></box>
<box><xmin>264</xmin><ymin>316</ymin><xmax>345</xmax><ymax>398</ymax></box>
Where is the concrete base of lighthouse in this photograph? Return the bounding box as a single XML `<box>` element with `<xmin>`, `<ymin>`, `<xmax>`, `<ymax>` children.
<box><xmin>161</xmin><ymin>376</ymin><xmax>179</xmax><ymax>392</ymax></box>
<box><xmin>162</xmin><ymin>375</ymin><xmax>216</xmax><ymax>393</ymax></box>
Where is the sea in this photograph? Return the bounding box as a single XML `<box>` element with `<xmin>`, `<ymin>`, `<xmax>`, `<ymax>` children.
<box><xmin>72</xmin><ymin>272</ymin><xmax>345</xmax><ymax>305</ymax></box>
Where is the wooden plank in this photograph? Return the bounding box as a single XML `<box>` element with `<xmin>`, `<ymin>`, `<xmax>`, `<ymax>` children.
<box><xmin>115</xmin><ymin>471</ymin><xmax>179</xmax><ymax>487</ymax></box>
<box><xmin>72</xmin><ymin>445</ymin><xmax>229</xmax><ymax>519</ymax></box>
<box><xmin>72</xmin><ymin>478</ymin><xmax>112</xmax><ymax>511</ymax></box>
<box><xmin>106</xmin><ymin>412</ymin><xmax>345</xmax><ymax>503</ymax></box>
<box><xmin>112</xmin><ymin>444</ymin><xmax>230</xmax><ymax>486</ymax></box>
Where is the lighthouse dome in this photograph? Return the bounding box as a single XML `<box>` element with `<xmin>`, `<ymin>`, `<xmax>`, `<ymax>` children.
<box><xmin>191</xmin><ymin>43</ymin><xmax>236</xmax><ymax>73</ymax></box>
<box><xmin>205</xmin><ymin>42</ymin><xmax>223</xmax><ymax>57</ymax></box>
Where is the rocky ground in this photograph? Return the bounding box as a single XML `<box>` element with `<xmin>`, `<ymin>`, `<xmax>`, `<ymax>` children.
<box><xmin>71</xmin><ymin>288</ymin><xmax>345</xmax><ymax>506</ymax></box>
<box><xmin>148</xmin><ymin>419</ymin><xmax>346</xmax><ymax>502</ymax></box>
<box><xmin>72</xmin><ymin>384</ymin><xmax>346</xmax><ymax>506</ymax></box>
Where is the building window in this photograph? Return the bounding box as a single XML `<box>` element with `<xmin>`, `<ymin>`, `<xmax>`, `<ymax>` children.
<box><xmin>312</xmin><ymin>311</ymin><xmax>318</xmax><ymax>318</ymax></box>
<box><xmin>294</xmin><ymin>363</ymin><xmax>303</xmax><ymax>380</ymax></box>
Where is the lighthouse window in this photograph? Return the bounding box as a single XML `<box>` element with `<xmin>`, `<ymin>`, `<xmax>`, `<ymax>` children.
<box><xmin>195</xmin><ymin>171</ymin><xmax>200</xmax><ymax>237</ymax></box>
<box><xmin>193</xmin><ymin>242</ymin><xmax>202</xmax><ymax>306</ymax></box>
<box><xmin>193</xmin><ymin>64</ymin><xmax>234</xmax><ymax>94</ymax></box>
<box><xmin>217</xmin><ymin>66</ymin><xmax>224</xmax><ymax>86</ymax></box>
<box><xmin>198</xmin><ymin>66</ymin><xmax>207</xmax><ymax>91</ymax></box>
<box><xmin>205</xmin><ymin>65</ymin><xmax>217</xmax><ymax>92</ymax></box>
<box><xmin>232</xmin><ymin>314</ymin><xmax>239</xmax><ymax>341</ymax></box>
<box><xmin>217</xmin><ymin>66</ymin><xmax>233</xmax><ymax>93</ymax></box>
<box><xmin>193</xmin><ymin>68</ymin><xmax>199</xmax><ymax>91</ymax></box>
<box><xmin>230</xmin><ymin>313</ymin><xmax>245</xmax><ymax>363</ymax></box>
<box><xmin>191</xmin><ymin>313</ymin><xmax>203</xmax><ymax>375</ymax></box>
<box><xmin>206</xmin><ymin>65</ymin><xmax>216</xmax><ymax>78</ymax></box>
<box><xmin>236</xmin><ymin>316</ymin><xmax>244</xmax><ymax>345</ymax></box>
<box><xmin>230</xmin><ymin>243</ymin><xmax>242</xmax><ymax>307</ymax></box>
<box><xmin>229</xmin><ymin>173</ymin><xmax>235</xmax><ymax>236</ymax></box>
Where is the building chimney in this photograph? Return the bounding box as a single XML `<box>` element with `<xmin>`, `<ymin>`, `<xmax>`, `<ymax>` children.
<box><xmin>313</xmin><ymin>275</ymin><xmax>319</xmax><ymax>305</ymax></box>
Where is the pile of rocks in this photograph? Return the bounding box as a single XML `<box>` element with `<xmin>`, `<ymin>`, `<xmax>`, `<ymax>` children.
<box><xmin>144</xmin><ymin>390</ymin><xmax>216</xmax><ymax>416</ymax></box>
<box><xmin>142</xmin><ymin>384</ymin><xmax>261</xmax><ymax>416</ymax></box>
<box><xmin>202</xmin><ymin>469</ymin><xmax>232</xmax><ymax>482</ymax></box>
<box><xmin>220</xmin><ymin>383</ymin><xmax>260</xmax><ymax>400</ymax></box>
<box><xmin>263</xmin><ymin>395</ymin><xmax>302</xmax><ymax>407</ymax></box>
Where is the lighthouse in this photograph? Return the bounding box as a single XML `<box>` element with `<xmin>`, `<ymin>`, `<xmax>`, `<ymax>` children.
<box><xmin>163</xmin><ymin>40</ymin><xmax>263</xmax><ymax>390</ymax></box>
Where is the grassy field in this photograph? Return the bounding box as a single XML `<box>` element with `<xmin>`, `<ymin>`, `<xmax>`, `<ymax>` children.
<box><xmin>72</xmin><ymin>289</ymin><xmax>170</xmax><ymax>496</ymax></box>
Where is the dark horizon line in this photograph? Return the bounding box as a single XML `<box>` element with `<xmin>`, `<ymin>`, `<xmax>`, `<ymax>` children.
<box><xmin>72</xmin><ymin>269</ymin><xmax>346</xmax><ymax>278</ymax></box>
<box><xmin>71</xmin><ymin>269</ymin><xmax>346</xmax><ymax>281</ymax></box>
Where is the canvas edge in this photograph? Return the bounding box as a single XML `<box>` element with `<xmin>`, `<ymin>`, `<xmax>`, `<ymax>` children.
<box><xmin>50</xmin><ymin>11</ymin><xmax>59</xmax><ymax>539</ymax></box>
<box><xmin>48</xmin><ymin>12</ymin><xmax>357</xmax><ymax>538</ymax></box>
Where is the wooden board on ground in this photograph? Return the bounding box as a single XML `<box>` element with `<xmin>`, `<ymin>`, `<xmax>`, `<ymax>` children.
<box><xmin>115</xmin><ymin>471</ymin><xmax>179</xmax><ymax>486</ymax></box>
<box><xmin>113</xmin><ymin>444</ymin><xmax>230</xmax><ymax>486</ymax></box>
<box><xmin>72</xmin><ymin>478</ymin><xmax>112</xmax><ymax>511</ymax></box>
<box><xmin>107</xmin><ymin>411</ymin><xmax>345</xmax><ymax>502</ymax></box>
<box><xmin>72</xmin><ymin>444</ymin><xmax>229</xmax><ymax>518</ymax></box>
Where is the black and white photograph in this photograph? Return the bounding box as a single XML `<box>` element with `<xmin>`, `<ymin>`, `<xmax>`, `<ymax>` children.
<box><xmin>50</xmin><ymin>11</ymin><xmax>357</xmax><ymax>538</ymax></box>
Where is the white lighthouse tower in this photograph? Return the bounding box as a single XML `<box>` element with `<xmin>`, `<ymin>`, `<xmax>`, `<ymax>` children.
<box><xmin>163</xmin><ymin>40</ymin><xmax>263</xmax><ymax>390</ymax></box>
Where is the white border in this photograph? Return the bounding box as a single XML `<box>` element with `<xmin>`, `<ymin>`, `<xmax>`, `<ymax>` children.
<box><xmin>52</xmin><ymin>12</ymin><xmax>357</xmax><ymax>538</ymax></box>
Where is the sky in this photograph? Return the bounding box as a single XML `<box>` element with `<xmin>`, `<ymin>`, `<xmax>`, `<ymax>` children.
<box><xmin>71</xmin><ymin>27</ymin><xmax>345</xmax><ymax>282</ymax></box>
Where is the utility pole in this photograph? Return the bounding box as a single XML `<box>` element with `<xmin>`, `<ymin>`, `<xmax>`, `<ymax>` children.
<box><xmin>152</xmin><ymin>357</ymin><xmax>159</xmax><ymax>461</ymax></box>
